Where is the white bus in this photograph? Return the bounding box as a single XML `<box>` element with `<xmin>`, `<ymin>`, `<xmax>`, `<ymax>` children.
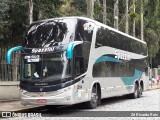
<box><xmin>7</xmin><ymin>17</ymin><xmax>149</xmax><ymax>109</ymax></box>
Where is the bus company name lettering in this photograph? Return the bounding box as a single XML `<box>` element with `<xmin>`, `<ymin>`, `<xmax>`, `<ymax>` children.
<box><xmin>31</xmin><ymin>47</ymin><xmax>54</xmax><ymax>53</ymax></box>
<box><xmin>115</xmin><ymin>50</ymin><xmax>130</xmax><ymax>60</ymax></box>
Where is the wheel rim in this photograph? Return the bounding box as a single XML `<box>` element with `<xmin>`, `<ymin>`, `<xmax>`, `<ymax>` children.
<box><xmin>135</xmin><ymin>89</ymin><xmax>137</xmax><ymax>97</ymax></box>
<box><xmin>91</xmin><ymin>91</ymin><xmax>98</xmax><ymax>104</ymax></box>
<box><xmin>134</xmin><ymin>85</ymin><xmax>138</xmax><ymax>98</ymax></box>
<box><xmin>139</xmin><ymin>86</ymin><xmax>142</xmax><ymax>95</ymax></box>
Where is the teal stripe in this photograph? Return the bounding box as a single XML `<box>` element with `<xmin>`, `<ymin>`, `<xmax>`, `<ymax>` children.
<box><xmin>95</xmin><ymin>56</ymin><xmax>122</xmax><ymax>64</ymax></box>
<box><xmin>121</xmin><ymin>69</ymin><xmax>142</xmax><ymax>86</ymax></box>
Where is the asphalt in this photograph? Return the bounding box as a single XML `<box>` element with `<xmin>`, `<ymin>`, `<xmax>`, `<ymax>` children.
<box><xmin>0</xmin><ymin>83</ymin><xmax>160</xmax><ymax>113</ymax></box>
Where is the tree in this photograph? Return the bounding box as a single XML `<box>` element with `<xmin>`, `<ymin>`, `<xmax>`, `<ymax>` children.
<box><xmin>125</xmin><ymin>0</ymin><xmax>129</xmax><ymax>34</ymax></box>
<box><xmin>144</xmin><ymin>0</ymin><xmax>160</xmax><ymax>58</ymax></box>
<box><xmin>29</xmin><ymin>0</ymin><xmax>33</xmax><ymax>24</ymax></box>
<box><xmin>103</xmin><ymin>0</ymin><xmax>107</xmax><ymax>24</ymax></box>
<box><xmin>114</xmin><ymin>0</ymin><xmax>119</xmax><ymax>30</ymax></box>
<box><xmin>0</xmin><ymin>0</ymin><xmax>28</xmax><ymax>47</ymax></box>
<box><xmin>141</xmin><ymin>0</ymin><xmax>144</xmax><ymax>41</ymax></box>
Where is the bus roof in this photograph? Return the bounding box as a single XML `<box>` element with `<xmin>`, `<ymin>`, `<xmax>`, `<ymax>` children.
<box><xmin>32</xmin><ymin>16</ymin><xmax>146</xmax><ymax>45</ymax></box>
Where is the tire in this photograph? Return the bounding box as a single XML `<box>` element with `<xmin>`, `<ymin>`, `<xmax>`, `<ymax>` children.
<box><xmin>86</xmin><ymin>86</ymin><xmax>99</xmax><ymax>109</ymax></box>
<box><xmin>138</xmin><ymin>84</ymin><xmax>143</xmax><ymax>98</ymax></box>
<box><xmin>130</xmin><ymin>83</ymin><xmax>139</xmax><ymax>99</ymax></box>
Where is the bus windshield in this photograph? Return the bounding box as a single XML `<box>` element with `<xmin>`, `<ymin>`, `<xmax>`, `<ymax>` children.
<box><xmin>22</xmin><ymin>52</ymin><xmax>71</xmax><ymax>81</ymax></box>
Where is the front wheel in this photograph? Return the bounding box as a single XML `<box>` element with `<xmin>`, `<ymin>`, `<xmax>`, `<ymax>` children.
<box><xmin>86</xmin><ymin>86</ymin><xmax>99</xmax><ymax>109</ymax></box>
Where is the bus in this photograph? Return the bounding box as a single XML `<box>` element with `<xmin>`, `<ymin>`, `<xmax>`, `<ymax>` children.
<box><xmin>6</xmin><ymin>17</ymin><xmax>149</xmax><ymax>109</ymax></box>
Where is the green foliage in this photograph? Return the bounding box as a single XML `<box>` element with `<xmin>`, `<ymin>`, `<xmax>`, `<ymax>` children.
<box><xmin>59</xmin><ymin>0</ymin><xmax>86</xmax><ymax>17</ymax></box>
<box><xmin>143</xmin><ymin>0</ymin><xmax>160</xmax><ymax>58</ymax></box>
<box><xmin>145</xmin><ymin>28</ymin><xmax>159</xmax><ymax>57</ymax></box>
<box><xmin>129</xmin><ymin>12</ymin><xmax>137</xmax><ymax>19</ymax></box>
<box><xmin>34</xmin><ymin>0</ymin><xmax>64</xmax><ymax>20</ymax></box>
<box><xmin>0</xmin><ymin>0</ymin><xmax>28</xmax><ymax>47</ymax></box>
<box><xmin>93</xmin><ymin>1</ymin><xmax>103</xmax><ymax>22</ymax></box>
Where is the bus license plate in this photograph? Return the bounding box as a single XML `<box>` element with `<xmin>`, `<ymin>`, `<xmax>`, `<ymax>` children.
<box><xmin>37</xmin><ymin>99</ymin><xmax>47</xmax><ymax>103</ymax></box>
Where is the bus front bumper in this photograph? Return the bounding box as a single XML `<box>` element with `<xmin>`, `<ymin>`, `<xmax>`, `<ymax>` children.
<box><xmin>20</xmin><ymin>86</ymin><xmax>75</xmax><ymax>106</ymax></box>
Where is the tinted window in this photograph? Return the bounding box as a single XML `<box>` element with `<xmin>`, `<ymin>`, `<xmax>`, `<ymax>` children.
<box><xmin>95</xmin><ymin>26</ymin><xmax>147</xmax><ymax>55</ymax></box>
<box><xmin>93</xmin><ymin>61</ymin><xmax>135</xmax><ymax>77</ymax></box>
<box><xmin>25</xmin><ymin>19</ymin><xmax>77</xmax><ymax>48</ymax></box>
<box><xmin>73</xmin><ymin>45</ymin><xmax>89</xmax><ymax>77</ymax></box>
<box><xmin>75</xmin><ymin>19</ymin><xmax>94</xmax><ymax>43</ymax></box>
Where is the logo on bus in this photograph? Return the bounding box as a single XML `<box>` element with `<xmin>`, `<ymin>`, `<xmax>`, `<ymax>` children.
<box><xmin>115</xmin><ymin>50</ymin><xmax>130</xmax><ymax>60</ymax></box>
<box><xmin>31</xmin><ymin>47</ymin><xmax>54</xmax><ymax>53</ymax></box>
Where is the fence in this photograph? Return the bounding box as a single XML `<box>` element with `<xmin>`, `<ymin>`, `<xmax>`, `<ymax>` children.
<box><xmin>0</xmin><ymin>48</ymin><xmax>20</xmax><ymax>81</ymax></box>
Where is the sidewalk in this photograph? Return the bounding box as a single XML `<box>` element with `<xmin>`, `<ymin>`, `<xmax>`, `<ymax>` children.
<box><xmin>148</xmin><ymin>82</ymin><xmax>160</xmax><ymax>90</ymax></box>
<box><xmin>0</xmin><ymin>84</ymin><xmax>160</xmax><ymax>113</ymax></box>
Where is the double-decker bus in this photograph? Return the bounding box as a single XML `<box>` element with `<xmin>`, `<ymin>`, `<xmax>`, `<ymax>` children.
<box><xmin>7</xmin><ymin>17</ymin><xmax>149</xmax><ymax>109</ymax></box>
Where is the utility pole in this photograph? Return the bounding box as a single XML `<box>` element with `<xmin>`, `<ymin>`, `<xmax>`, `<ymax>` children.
<box><xmin>141</xmin><ymin>0</ymin><xmax>144</xmax><ymax>41</ymax></box>
<box><xmin>114</xmin><ymin>0</ymin><xmax>119</xmax><ymax>30</ymax></box>
<box><xmin>29</xmin><ymin>0</ymin><xmax>33</xmax><ymax>24</ymax></box>
<box><xmin>125</xmin><ymin>0</ymin><xmax>129</xmax><ymax>34</ymax></box>
<box><xmin>103</xmin><ymin>0</ymin><xmax>106</xmax><ymax>24</ymax></box>
<box><xmin>133</xmin><ymin>0</ymin><xmax>136</xmax><ymax>37</ymax></box>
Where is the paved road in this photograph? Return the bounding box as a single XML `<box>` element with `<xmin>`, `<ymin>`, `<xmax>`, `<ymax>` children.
<box><xmin>7</xmin><ymin>89</ymin><xmax>160</xmax><ymax>120</ymax></box>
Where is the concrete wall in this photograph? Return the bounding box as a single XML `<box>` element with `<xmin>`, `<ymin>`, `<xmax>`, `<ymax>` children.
<box><xmin>0</xmin><ymin>82</ymin><xmax>20</xmax><ymax>101</ymax></box>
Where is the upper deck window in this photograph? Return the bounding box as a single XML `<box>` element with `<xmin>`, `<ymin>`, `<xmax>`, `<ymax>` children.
<box><xmin>75</xmin><ymin>19</ymin><xmax>95</xmax><ymax>43</ymax></box>
<box><xmin>95</xmin><ymin>26</ymin><xmax>147</xmax><ymax>56</ymax></box>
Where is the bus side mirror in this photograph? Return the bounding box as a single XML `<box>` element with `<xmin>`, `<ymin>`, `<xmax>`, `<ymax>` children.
<box><xmin>66</xmin><ymin>41</ymin><xmax>83</xmax><ymax>60</ymax></box>
<box><xmin>6</xmin><ymin>46</ymin><xmax>22</xmax><ymax>64</ymax></box>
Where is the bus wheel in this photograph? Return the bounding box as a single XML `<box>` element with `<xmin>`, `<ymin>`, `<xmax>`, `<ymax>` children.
<box><xmin>138</xmin><ymin>84</ymin><xmax>143</xmax><ymax>98</ymax></box>
<box><xmin>86</xmin><ymin>86</ymin><xmax>99</xmax><ymax>109</ymax></box>
<box><xmin>130</xmin><ymin>83</ymin><xmax>139</xmax><ymax>99</ymax></box>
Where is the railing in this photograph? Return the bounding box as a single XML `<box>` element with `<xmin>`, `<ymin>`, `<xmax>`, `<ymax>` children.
<box><xmin>0</xmin><ymin>48</ymin><xmax>20</xmax><ymax>81</ymax></box>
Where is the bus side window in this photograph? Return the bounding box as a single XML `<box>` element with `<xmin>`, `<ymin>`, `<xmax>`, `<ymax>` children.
<box><xmin>73</xmin><ymin>46</ymin><xmax>84</xmax><ymax>77</ymax></box>
<box><xmin>74</xmin><ymin>57</ymin><xmax>84</xmax><ymax>76</ymax></box>
<box><xmin>75</xmin><ymin>57</ymin><xmax>80</xmax><ymax>75</ymax></box>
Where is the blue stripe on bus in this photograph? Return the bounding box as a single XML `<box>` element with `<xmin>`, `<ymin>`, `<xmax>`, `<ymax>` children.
<box><xmin>94</xmin><ymin>56</ymin><xmax>142</xmax><ymax>91</ymax></box>
<box><xmin>121</xmin><ymin>69</ymin><xmax>142</xmax><ymax>91</ymax></box>
<box><xmin>95</xmin><ymin>56</ymin><xmax>122</xmax><ymax>64</ymax></box>
<box><xmin>66</xmin><ymin>42</ymin><xmax>74</xmax><ymax>60</ymax></box>
<box><xmin>121</xmin><ymin>69</ymin><xmax>142</xmax><ymax>86</ymax></box>
<box><xmin>6</xmin><ymin>46</ymin><xmax>22</xmax><ymax>64</ymax></box>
